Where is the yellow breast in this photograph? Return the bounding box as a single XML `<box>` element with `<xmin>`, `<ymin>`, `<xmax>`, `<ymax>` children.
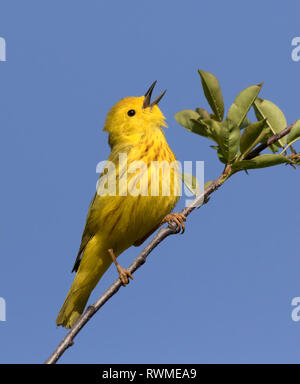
<box><xmin>96</xmin><ymin>128</ymin><xmax>181</xmax><ymax>253</ymax></box>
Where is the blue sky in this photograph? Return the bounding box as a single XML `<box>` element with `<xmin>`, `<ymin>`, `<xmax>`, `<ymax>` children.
<box><xmin>0</xmin><ymin>0</ymin><xmax>300</xmax><ymax>364</ymax></box>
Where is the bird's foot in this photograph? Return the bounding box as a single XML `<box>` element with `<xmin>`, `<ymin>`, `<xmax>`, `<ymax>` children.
<box><xmin>116</xmin><ymin>264</ymin><xmax>134</xmax><ymax>286</ymax></box>
<box><xmin>161</xmin><ymin>212</ymin><xmax>186</xmax><ymax>234</ymax></box>
<box><xmin>108</xmin><ymin>248</ymin><xmax>133</xmax><ymax>286</ymax></box>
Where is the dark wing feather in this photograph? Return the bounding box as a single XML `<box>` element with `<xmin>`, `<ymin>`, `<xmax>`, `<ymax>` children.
<box><xmin>72</xmin><ymin>145</ymin><xmax>133</xmax><ymax>272</ymax></box>
<box><xmin>72</xmin><ymin>193</ymin><xmax>97</xmax><ymax>272</ymax></box>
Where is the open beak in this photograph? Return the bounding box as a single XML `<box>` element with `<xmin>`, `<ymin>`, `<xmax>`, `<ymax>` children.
<box><xmin>143</xmin><ymin>81</ymin><xmax>167</xmax><ymax>109</ymax></box>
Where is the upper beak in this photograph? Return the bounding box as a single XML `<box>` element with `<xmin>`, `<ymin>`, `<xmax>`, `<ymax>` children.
<box><xmin>143</xmin><ymin>81</ymin><xmax>167</xmax><ymax>109</ymax></box>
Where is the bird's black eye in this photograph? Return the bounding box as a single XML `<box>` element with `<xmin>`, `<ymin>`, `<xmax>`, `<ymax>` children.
<box><xmin>127</xmin><ymin>109</ymin><xmax>136</xmax><ymax>117</ymax></box>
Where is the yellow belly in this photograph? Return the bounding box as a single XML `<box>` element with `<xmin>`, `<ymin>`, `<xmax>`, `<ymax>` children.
<box><xmin>95</xmin><ymin>135</ymin><xmax>181</xmax><ymax>254</ymax></box>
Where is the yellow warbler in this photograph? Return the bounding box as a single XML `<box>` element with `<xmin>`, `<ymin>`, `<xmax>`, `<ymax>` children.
<box><xmin>56</xmin><ymin>82</ymin><xmax>185</xmax><ymax>329</ymax></box>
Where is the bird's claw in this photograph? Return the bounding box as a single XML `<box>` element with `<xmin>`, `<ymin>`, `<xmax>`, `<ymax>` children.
<box><xmin>161</xmin><ymin>212</ymin><xmax>186</xmax><ymax>234</ymax></box>
<box><xmin>108</xmin><ymin>248</ymin><xmax>134</xmax><ymax>286</ymax></box>
<box><xmin>117</xmin><ymin>265</ymin><xmax>134</xmax><ymax>286</ymax></box>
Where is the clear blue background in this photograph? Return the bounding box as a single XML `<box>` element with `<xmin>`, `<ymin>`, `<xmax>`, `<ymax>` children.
<box><xmin>0</xmin><ymin>0</ymin><xmax>300</xmax><ymax>364</ymax></box>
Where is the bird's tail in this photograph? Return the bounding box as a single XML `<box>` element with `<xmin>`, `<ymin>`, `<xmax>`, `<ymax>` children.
<box><xmin>56</xmin><ymin>281</ymin><xmax>93</xmax><ymax>329</ymax></box>
<box><xmin>56</xmin><ymin>241</ymin><xmax>112</xmax><ymax>329</ymax></box>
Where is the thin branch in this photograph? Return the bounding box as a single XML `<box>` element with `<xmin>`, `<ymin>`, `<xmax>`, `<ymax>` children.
<box><xmin>245</xmin><ymin>121</ymin><xmax>298</xmax><ymax>160</ymax></box>
<box><xmin>45</xmin><ymin>170</ymin><xmax>228</xmax><ymax>364</ymax></box>
<box><xmin>45</xmin><ymin>122</ymin><xmax>298</xmax><ymax>364</ymax></box>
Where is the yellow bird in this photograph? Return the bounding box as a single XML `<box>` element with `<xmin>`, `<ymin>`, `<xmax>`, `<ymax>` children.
<box><xmin>56</xmin><ymin>82</ymin><xmax>186</xmax><ymax>329</ymax></box>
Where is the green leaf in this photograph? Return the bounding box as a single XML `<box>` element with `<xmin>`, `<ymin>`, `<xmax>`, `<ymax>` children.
<box><xmin>232</xmin><ymin>154</ymin><xmax>288</xmax><ymax>170</ymax></box>
<box><xmin>181</xmin><ymin>173</ymin><xmax>201</xmax><ymax>195</ymax></box>
<box><xmin>197</xmin><ymin>118</ymin><xmax>223</xmax><ymax>143</ymax></box>
<box><xmin>185</xmin><ymin>118</ymin><xmax>222</xmax><ymax>143</ymax></box>
<box><xmin>227</xmin><ymin>83</ymin><xmax>263</xmax><ymax>128</ymax></box>
<box><xmin>240</xmin><ymin>116</ymin><xmax>251</xmax><ymax>130</ymax></box>
<box><xmin>198</xmin><ymin>70</ymin><xmax>224</xmax><ymax>121</ymax></box>
<box><xmin>217</xmin><ymin>146</ymin><xmax>227</xmax><ymax>164</ymax></box>
<box><xmin>240</xmin><ymin>119</ymin><xmax>267</xmax><ymax>156</ymax></box>
<box><xmin>218</xmin><ymin>119</ymin><xmax>240</xmax><ymax>163</ymax></box>
<box><xmin>287</xmin><ymin>119</ymin><xmax>300</xmax><ymax>145</ymax></box>
<box><xmin>195</xmin><ymin>108</ymin><xmax>211</xmax><ymax>120</ymax></box>
<box><xmin>231</xmin><ymin>160</ymin><xmax>259</xmax><ymax>170</ymax></box>
<box><xmin>174</xmin><ymin>110</ymin><xmax>211</xmax><ymax>139</ymax></box>
<box><xmin>191</xmin><ymin>119</ymin><xmax>219</xmax><ymax>141</ymax></box>
<box><xmin>174</xmin><ymin>109</ymin><xmax>202</xmax><ymax>130</ymax></box>
<box><xmin>253</xmin><ymin>98</ymin><xmax>287</xmax><ymax>147</ymax></box>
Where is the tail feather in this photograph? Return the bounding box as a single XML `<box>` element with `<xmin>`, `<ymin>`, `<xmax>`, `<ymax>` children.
<box><xmin>56</xmin><ymin>240</ymin><xmax>113</xmax><ymax>329</ymax></box>
<box><xmin>56</xmin><ymin>283</ymin><xmax>93</xmax><ymax>329</ymax></box>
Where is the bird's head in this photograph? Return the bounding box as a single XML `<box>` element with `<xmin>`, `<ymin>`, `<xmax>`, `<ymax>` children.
<box><xmin>104</xmin><ymin>81</ymin><xmax>167</xmax><ymax>146</ymax></box>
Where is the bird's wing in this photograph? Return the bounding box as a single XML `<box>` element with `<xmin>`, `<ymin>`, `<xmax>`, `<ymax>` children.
<box><xmin>72</xmin><ymin>144</ymin><xmax>133</xmax><ymax>272</ymax></box>
<box><xmin>72</xmin><ymin>193</ymin><xmax>97</xmax><ymax>272</ymax></box>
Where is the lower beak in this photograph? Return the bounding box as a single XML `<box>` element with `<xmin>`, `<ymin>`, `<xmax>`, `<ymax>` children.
<box><xmin>143</xmin><ymin>81</ymin><xmax>167</xmax><ymax>109</ymax></box>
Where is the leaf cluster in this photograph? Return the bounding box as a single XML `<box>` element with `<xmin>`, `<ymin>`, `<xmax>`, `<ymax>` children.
<box><xmin>175</xmin><ymin>70</ymin><xmax>300</xmax><ymax>174</ymax></box>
